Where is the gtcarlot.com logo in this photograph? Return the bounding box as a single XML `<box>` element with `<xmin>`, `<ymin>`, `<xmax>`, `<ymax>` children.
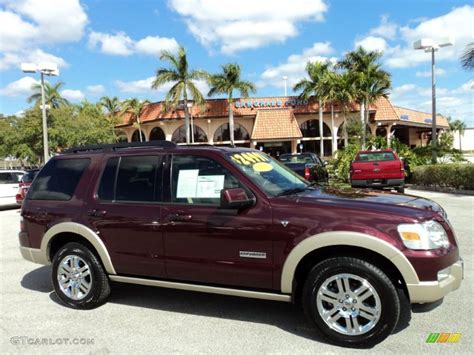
<box><xmin>10</xmin><ymin>336</ymin><xmax>95</xmax><ymax>346</ymax></box>
<box><xmin>426</xmin><ymin>333</ymin><xmax>462</xmax><ymax>344</ymax></box>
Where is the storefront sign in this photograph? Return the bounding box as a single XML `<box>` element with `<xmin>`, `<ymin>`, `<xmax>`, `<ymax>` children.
<box><xmin>234</xmin><ymin>98</ymin><xmax>308</xmax><ymax>109</ymax></box>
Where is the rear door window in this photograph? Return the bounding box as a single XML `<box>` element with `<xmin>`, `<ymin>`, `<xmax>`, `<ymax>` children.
<box><xmin>0</xmin><ymin>172</ymin><xmax>14</xmax><ymax>184</ymax></box>
<box><xmin>28</xmin><ymin>159</ymin><xmax>90</xmax><ymax>200</ymax></box>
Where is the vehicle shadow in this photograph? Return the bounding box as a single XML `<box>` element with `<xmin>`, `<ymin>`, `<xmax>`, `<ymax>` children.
<box><xmin>22</xmin><ymin>265</ymin><xmax>413</xmax><ymax>348</ymax></box>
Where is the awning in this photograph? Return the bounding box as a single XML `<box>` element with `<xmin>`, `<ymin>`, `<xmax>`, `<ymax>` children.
<box><xmin>251</xmin><ymin>109</ymin><xmax>302</xmax><ymax>140</ymax></box>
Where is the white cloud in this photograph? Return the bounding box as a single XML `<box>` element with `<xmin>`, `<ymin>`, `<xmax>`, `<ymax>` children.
<box><xmin>135</xmin><ymin>36</ymin><xmax>179</xmax><ymax>57</ymax></box>
<box><xmin>88</xmin><ymin>31</ymin><xmax>179</xmax><ymax>57</ymax></box>
<box><xmin>386</xmin><ymin>5</ymin><xmax>474</xmax><ymax>68</ymax></box>
<box><xmin>89</xmin><ymin>31</ymin><xmax>134</xmax><ymax>56</ymax></box>
<box><xmin>61</xmin><ymin>89</ymin><xmax>84</xmax><ymax>102</ymax></box>
<box><xmin>0</xmin><ymin>76</ymin><xmax>38</xmax><ymax>96</ymax></box>
<box><xmin>168</xmin><ymin>0</ymin><xmax>328</xmax><ymax>54</ymax></box>
<box><xmin>0</xmin><ymin>0</ymin><xmax>86</xmax><ymax>70</ymax></box>
<box><xmin>115</xmin><ymin>77</ymin><xmax>156</xmax><ymax>93</ymax></box>
<box><xmin>415</xmin><ymin>68</ymin><xmax>447</xmax><ymax>77</ymax></box>
<box><xmin>86</xmin><ymin>84</ymin><xmax>105</xmax><ymax>95</ymax></box>
<box><xmin>355</xmin><ymin>36</ymin><xmax>387</xmax><ymax>52</ymax></box>
<box><xmin>258</xmin><ymin>42</ymin><xmax>336</xmax><ymax>89</ymax></box>
<box><xmin>369</xmin><ymin>15</ymin><xmax>397</xmax><ymax>39</ymax></box>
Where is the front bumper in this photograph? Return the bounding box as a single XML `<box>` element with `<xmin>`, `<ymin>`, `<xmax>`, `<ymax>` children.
<box><xmin>407</xmin><ymin>259</ymin><xmax>463</xmax><ymax>303</ymax></box>
<box><xmin>19</xmin><ymin>246</ymin><xmax>49</xmax><ymax>265</ymax></box>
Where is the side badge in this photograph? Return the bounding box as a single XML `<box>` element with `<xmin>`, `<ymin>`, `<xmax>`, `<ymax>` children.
<box><xmin>281</xmin><ymin>220</ymin><xmax>289</xmax><ymax>227</ymax></box>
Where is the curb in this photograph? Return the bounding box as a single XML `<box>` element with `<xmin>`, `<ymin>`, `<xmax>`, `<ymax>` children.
<box><xmin>407</xmin><ymin>185</ymin><xmax>474</xmax><ymax>196</ymax></box>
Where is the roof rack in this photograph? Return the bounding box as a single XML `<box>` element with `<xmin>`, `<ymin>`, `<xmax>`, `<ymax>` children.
<box><xmin>64</xmin><ymin>140</ymin><xmax>177</xmax><ymax>154</ymax></box>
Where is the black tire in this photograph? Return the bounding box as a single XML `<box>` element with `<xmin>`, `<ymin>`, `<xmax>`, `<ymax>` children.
<box><xmin>302</xmin><ymin>257</ymin><xmax>400</xmax><ymax>348</ymax></box>
<box><xmin>51</xmin><ymin>242</ymin><xmax>110</xmax><ymax>309</ymax></box>
<box><xmin>396</xmin><ymin>186</ymin><xmax>405</xmax><ymax>193</ymax></box>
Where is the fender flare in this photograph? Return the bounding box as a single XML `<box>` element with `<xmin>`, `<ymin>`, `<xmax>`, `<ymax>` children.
<box><xmin>41</xmin><ymin>222</ymin><xmax>116</xmax><ymax>275</ymax></box>
<box><xmin>280</xmin><ymin>231</ymin><xmax>419</xmax><ymax>294</ymax></box>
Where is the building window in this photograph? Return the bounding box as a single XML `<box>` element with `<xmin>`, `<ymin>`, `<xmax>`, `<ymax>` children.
<box><xmin>213</xmin><ymin>123</ymin><xmax>250</xmax><ymax>142</ymax></box>
<box><xmin>300</xmin><ymin>119</ymin><xmax>332</xmax><ymax>137</ymax></box>
<box><xmin>131</xmin><ymin>130</ymin><xmax>145</xmax><ymax>142</ymax></box>
<box><xmin>149</xmin><ymin>127</ymin><xmax>166</xmax><ymax>141</ymax></box>
<box><xmin>172</xmin><ymin>125</ymin><xmax>208</xmax><ymax>143</ymax></box>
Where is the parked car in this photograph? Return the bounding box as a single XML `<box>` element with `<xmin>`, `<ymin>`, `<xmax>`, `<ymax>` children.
<box><xmin>0</xmin><ymin>169</ymin><xmax>25</xmax><ymax>207</ymax></box>
<box><xmin>16</xmin><ymin>169</ymin><xmax>40</xmax><ymax>205</ymax></box>
<box><xmin>350</xmin><ymin>149</ymin><xmax>405</xmax><ymax>193</ymax></box>
<box><xmin>279</xmin><ymin>152</ymin><xmax>328</xmax><ymax>184</ymax></box>
<box><xmin>19</xmin><ymin>142</ymin><xmax>462</xmax><ymax>347</ymax></box>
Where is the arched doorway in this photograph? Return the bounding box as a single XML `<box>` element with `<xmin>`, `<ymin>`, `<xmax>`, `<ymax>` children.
<box><xmin>172</xmin><ymin>125</ymin><xmax>208</xmax><ymax>143</ymax></box>
<box><xmin>149</xmin><ymin>127</ymin><xmax>166</xmax><ymax>141</ymax></box>
<box><xmin>131</xmin><ymin>129</ymin><xmax>145</xmax><ymax>142</ymax></box>
<box><xmin>299</xmin><ymin>119</ymin><xmax>332</xmax><ymax>156</ymax></box>
<box><xmin>213</xmin><ymin>123</ymin><xmax>250</xmax><ymax>147</ymax></box>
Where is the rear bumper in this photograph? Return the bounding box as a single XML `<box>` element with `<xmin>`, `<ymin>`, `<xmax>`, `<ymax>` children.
<box><xmin>19</xmin><ymin>246</ymin><xmax>49</xmax><ymax>265</ymax></box>
<box><xmin>407</xmin><ymin>259</ymin><xmax>463</xmax><ymax>303</ymax></box>
<box><xmin>351</xmin><ymin>178</ymin><xmax>404</xmax><ymax>188</ymax></box>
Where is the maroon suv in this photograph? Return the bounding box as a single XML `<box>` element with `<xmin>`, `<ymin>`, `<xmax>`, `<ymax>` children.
<box><xmin>19</xmin><ymin>141</ymin><xmax>462</xmax><ymax>347</ymax></box>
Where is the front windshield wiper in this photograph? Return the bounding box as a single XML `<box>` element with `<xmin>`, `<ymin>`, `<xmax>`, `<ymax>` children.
<box><xmin>276</xmin><ymin>187</ymin><xmax>308</xmax><ymax>197</ymax></box>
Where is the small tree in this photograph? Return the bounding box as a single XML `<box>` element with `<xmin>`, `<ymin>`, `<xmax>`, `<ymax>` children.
<box><xmin>121</xmin><ymin>98</ymin><xmax>151</xmax><ymax>142</ymax></box>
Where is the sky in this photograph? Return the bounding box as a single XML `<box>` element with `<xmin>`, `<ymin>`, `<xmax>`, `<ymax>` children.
<box><xmin>0</xmin><ymin>0</ymin><xmax>473</xmax><ymax>126</ymax></box>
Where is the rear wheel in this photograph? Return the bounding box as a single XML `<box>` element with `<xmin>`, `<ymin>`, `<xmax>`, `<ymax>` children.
<box><xmin>396</xmin><ymin>186</ymin><xmax>405</xmax><ymax>193</ymax></box>
<box><xmin>302</xmin><ymin>257</ymin><xmax>400</xmax><ymax>347</ymax></box>
<box><xmin>51</xmin><ymin>242</ymin><xmax>110</xmax><ymax>309</ymax></box>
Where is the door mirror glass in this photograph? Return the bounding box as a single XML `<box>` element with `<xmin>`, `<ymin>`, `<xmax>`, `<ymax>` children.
<box><xmin>220</xmin><ymin>188</ymin><xmax>255</xmax><ymax>210</ymax></box>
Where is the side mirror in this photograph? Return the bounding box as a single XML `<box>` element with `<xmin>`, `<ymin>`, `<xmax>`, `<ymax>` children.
<box><xmin>220</xmin><ymin>188</ymin><xmax>255</xmax><ymax>210</ymax></box>
<box><xmin>323</xmin><ymin>160</ymin><xmax>328</xmax><ymax>166</ymax></box>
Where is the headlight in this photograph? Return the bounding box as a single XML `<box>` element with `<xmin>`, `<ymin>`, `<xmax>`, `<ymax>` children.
<box><xmin>397</xmin><ymin>221</ymin><xmax>449</xmax><ymax>250</ymax></box>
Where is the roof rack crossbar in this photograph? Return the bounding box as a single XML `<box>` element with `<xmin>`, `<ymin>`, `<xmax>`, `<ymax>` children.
<box><xmin>64</xmin><ymin>140</ymin><xmax>177</xmax><ymax>154</ymax></box>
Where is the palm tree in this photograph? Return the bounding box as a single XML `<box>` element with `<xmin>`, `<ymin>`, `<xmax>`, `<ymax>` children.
<box><xmin>449</xmin><ymin>119</ymin><xmax>467</xmax><ymax>150</ymax></box>
<box><xmin>208</xmin><ymin>63</ymin><xmax>256</xmax><ymax>145</ymax></box>
<box><xmin>121</xmin><ymin>98</ymin><xmax>150</xmax><ymax>142</ymax></box>
<box><xmin>151</xmin><ymin>45</ymin><xmax>208</xmax><ymax>144</ymax></box>
<box><xmin>294</xmin><ymin>61</ymin><xmax>330</xmax><ymax>157</ymax></box>
<box><xmin>461</xmin><ymin>42</ymin><xmax>474</xmax><ymax>71</ymax></box>
<box><xmin>337</xmin><ymin>47</ymin><xmax>391</xmax><ymax>148</ymax></box>
<box><xmin>99</xmin><ymin>96</ymin><xmax>122</xmax><ymax>115</ymax></box>
<box><xmin>99</xmin><ymin>96</ymin><xmax>122</xmax><ymax>141</ymax></box>
<box><xmin>331</xmin><ymin>72</ymin><xmax>356</xmax><ymax>147</ymax></box>
<box><xmin>27</xmin><ymin>81</ymin><xmax>70</xmax><ymax>108</ymax></box>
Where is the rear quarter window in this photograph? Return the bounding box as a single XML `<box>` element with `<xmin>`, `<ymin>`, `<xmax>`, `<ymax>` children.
<box><xmin>28</xmin><ymin>158</ymin><xmax>90</xmax><ymax>201</ymax></box>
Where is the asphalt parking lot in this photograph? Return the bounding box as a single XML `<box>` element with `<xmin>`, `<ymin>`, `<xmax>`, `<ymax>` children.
<box><xmin>1</xmin><ymin>189</ymin><xmax>472</xmax><ymax>354</ymax></box>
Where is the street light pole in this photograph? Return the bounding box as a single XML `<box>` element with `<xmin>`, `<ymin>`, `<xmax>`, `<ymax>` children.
<box><xmin>21</xmin><ymin>62</ymin><xmax>59</xmax><ymax>164</ymax></box>
<box><xmin>413</xmin><ymin>37</ymin><xmax>454</xmax><ymax>164</ymax></box>
<box><xmin>40</xmin><ymin>71</ymin><xmax>49</xmax><ymax>162</ymax></box>
<box><xmin>283</xmin><ymin>76</ymin><xmax>288</xmax><ymax>96</ymax></box>
<box><xmin>430</xmin><ymin>47</ymin><xmax>437</xmax><ymax>164</ymax></box>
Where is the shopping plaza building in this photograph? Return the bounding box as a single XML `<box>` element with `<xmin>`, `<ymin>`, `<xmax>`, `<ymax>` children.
<box><xmin>115</xmin><ymin>96</ymin><xmax>449</xmax><ymax>157</ymax></box>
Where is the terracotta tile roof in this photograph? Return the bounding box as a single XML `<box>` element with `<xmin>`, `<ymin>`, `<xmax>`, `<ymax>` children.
<box><xmin>251</xmin><ymin>109</ymin><xmax>302</xmax><ymax>140</ymax></box>
<box><xmin>114</xmin><ymin>95</ymin><xmax>448</xmax><ymax>129</ymax></box>
<box><xmin>394</xmin><ymin>106</ymin><xmax>449</xmax><ymax>128</ymax></box>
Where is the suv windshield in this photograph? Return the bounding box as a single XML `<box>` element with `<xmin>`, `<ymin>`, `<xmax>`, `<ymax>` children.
<box><xmin>227</xmin><ymin>151</ymin><xmax>309</xmax><ymax>197</ymax></box>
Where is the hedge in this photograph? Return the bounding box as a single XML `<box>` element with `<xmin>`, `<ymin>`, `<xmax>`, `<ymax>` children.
<box><xmin>412</xmin><ymin>164</ymin><xmax>474</xmax><ymax>190</ymax></box>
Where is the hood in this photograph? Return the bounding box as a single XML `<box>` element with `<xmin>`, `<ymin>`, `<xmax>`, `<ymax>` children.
<box><xmin>296</xmin><ymin>186</ymin><xmax>445</xmax><ymax>216</ymax></box>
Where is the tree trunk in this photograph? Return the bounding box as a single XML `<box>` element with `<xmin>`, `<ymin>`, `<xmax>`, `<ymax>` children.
<box><xmin>183</xmin><ymin>89</ymin><xmax>190</xmax><ymax>144</ymax></box>
<box><xmin>330</xmin><ymin>104</ymin><xmax>335</xmax><ymax>156</ymax></box>
<box><xmin>137</xmin><ymin>115</ymin><xmax>143</xmax><ymax>142</ymax></box>
<box><xmin>343</xmin><ymin>112</ymin><xmax>348</xmax><ymax>147</ymax></box>
<box><xmin>319</xmin><ymin>100</ymin><xmax>324</xmax><ymax>158</ymax></box>
<box><xmin>228</xmin><ymin>100</ymin><xmax>235</xmax><ymax>145</ymax></box>
<box><xmin>459</xmin><ymin>131</ymin><xmax>462</xmax><ymax>151</ymax></box>
<box><xmin>360</xmin><ymin>100</ymin><xmax>366</xmax><ymax>149</ymax></box>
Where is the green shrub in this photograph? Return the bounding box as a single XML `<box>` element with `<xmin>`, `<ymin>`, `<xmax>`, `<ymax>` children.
<box><xmin>412</xmin><ymin>164</ymin><xmax>474</xmax><ymax>190</ymax></box>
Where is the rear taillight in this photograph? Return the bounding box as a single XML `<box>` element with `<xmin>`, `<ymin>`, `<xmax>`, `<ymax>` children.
<box><xmin>400</xmin><ymin>162</ymin><xmax>405</xmax><ymax>172</ymax></box>
<box><xmin>304</xmin><ymin>167</ymin><xmax>311</xmax><ymax>180</ymax></box>
<box><xmin>20</xmin><ymin>216</ymin><xmax>26</xmax><ymax>232</ymax></box>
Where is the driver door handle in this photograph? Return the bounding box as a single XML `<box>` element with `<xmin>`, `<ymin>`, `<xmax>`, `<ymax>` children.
<box><xmin>168</xmin><ymin>213</ymin><xmax>193</xmax><ymax>222</ymax></box>
<box><xmin>87</xmin><ymin>209</ymin><xmax>107</xmax><ymax>217</ymax></box>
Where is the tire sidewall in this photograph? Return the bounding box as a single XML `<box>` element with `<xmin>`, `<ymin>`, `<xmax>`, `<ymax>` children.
<box><xmin>303</xmin><ymin>258</ymin><xmax>400</xmax><ymax>347</ymax></box>
<box><xmin>51</xmin><ymin>242</ymin><xmax>107</xmax><ymax>309</ymax></box>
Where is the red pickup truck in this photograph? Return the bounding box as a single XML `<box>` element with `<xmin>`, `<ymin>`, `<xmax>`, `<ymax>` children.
<box><xmin>350</xmin><ymin>149</ymin><xmax>405</xmax><ymax>193</ymax></box>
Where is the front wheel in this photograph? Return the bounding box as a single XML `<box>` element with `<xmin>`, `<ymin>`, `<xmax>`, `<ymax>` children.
<box><xmin>302</xmin><ymin>257</ymin><xmax>401</xmax><ymax>347</ymax></box>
